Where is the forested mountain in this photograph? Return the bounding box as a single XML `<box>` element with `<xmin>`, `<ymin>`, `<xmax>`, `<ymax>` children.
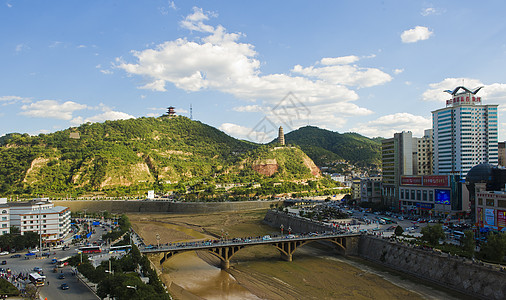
<box><xmin>0</xmin><ymin>117</ymin><xmax>322</xmax><ymax>198</ymax></box>
<box><xmin>284</xmin><ymin>126</ymin><xmax>382</xmax><ymax>167</ymax></box>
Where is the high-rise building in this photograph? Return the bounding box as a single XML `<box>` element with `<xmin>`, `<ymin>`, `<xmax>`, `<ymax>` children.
<box><xmin>498</xmin><ymin>142</ymin><xmax>506</xmax><ymax>167</ymax></box>
<box><xmin>381</xmin><ymin>131</ymin><xmax>414</xmax><ymax>210</ymax></box>
<box><xmin>432</xmin><ymin>86</ymin><xmax>498</xmax><ymax>176</ymax></box>
<box><xmin>415</xmin><ymin>129</ymin><xmax>433</xmax><ymax>175</ymax></box>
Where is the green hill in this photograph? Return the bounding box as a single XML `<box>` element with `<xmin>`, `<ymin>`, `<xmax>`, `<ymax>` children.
<box><xmin>0</xmin><ymin>117</ymin><xmax>323</xmax><ymax>198</ymax></box>
<box><xmin>283</xmin><ymin>126</ymin><xmax>382</xmax><ymax>167</ymax></box>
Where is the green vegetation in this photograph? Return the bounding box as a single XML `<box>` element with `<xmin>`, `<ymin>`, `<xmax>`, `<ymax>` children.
<box><xmin>420</xmin><ymin>224</ymin><xmax>445</xmax><ymax>246</ymax></box>
<box><xmin>283</xmin><ymin>126</ymin><xmax>382</xmax><ymax>167</ymax></box>
<box><xmin>0</xmin><ymin>277</ymin><xmax>20</xmax><ymax>298</ymax></box>
<box><xmin>477</xmin><ymin>232</ymin><xmax>506</xmax><ymax>263</ymax></box>
<box><xmin>0</xmin><ymin>117</ymin><xmax>341</xmax><ymax>198</ymax></box>
<box><xmin>394</xmin><ymin>226</ymin><xmax>404</xmax><ymax>236</ymax></box>
<box><xmin>0</xmin><ymin>226</ymin><xmax>39</xmax><ymax>251</ymax></box>
<box><xmin>70</xmin><ymin>244</ymin><xmax>169</xmax><ymax>300</ymax></box>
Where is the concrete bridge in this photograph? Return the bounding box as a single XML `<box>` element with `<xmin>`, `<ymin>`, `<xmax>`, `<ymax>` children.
<box><xmin>140</xmin><ymin>232</ymin><xmax>361</xmax><ymax>269</ymax></box>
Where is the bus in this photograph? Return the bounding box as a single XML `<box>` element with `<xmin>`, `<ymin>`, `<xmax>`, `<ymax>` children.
<box><xmin>109</xmin><ymin>245</ymin><xmax>132</xmax><ymax>253</ymax></box>
<box><xmin>29</xmin><ymin>273</ymin><xmax>46</xmax><ymax>286</ymax></box>
<box><xmin>79</xmin><ymin>246</ymin><xmax>101</xmax><ymax>254</ymax></box>
<box><xmin>378</xmin><ymin>217</ymin><xmax>395</xmax><ymax>224</ymax></box>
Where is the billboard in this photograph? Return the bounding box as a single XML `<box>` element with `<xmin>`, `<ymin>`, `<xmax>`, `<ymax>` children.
<box><xmin>497</xmin><ymin>210</ymin><xmax>506</xmax><ymax>229</ymax></box>
<box><xmin>434</xmin><ymin>189</ymin><xmax>451</xmax><ymax>205</ymax></box>
<box><xmin>477</xmin><ymin>207</ymin><xmax>483</xmax><ymax>226</ymax></box>
<box><xmin>484</xmin><ymin>208</ymin><xmax>495</xmax><ymax>226</ymax></box>
<box><xmin>422</xmin><ymin>175</ymin><xmax>449</xmax><ymax>187</ymax></box>
<box><xmin>401</xmin><ymin>176</ymin><xmax>422</xmax><ymax>186</ymax></box>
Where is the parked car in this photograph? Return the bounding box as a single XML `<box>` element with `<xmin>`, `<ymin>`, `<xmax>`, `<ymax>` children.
<box><xmin>0</xmin><ymin>252</ymin><xmax>9</xmax><ymax>256</ymax></box>
<box><xmin>1</xmin><ymin>261</ymin><xmax>5</xmax><ymax>265</ymax></box>
<box><xmin>10</xmin><ymin>254</ymin><xmax>21</xmax><ymax>258</ymax></box>
<box><xmin>60</xmin><ymin>283</ymin><xmax>69</xmax><ymax>290</ymax></box>
<box><xmin>58</xmin><ymin>274</ymin><xmax>65</xmax><ymax>280</ymax></box>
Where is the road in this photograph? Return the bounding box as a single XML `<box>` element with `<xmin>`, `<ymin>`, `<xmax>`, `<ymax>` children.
<box><xmin>2</xmin><ymin>222</ymin><xmax>106</xmax><ymax>300</ymax></box>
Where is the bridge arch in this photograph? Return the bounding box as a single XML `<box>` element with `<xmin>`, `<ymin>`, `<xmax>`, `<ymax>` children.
<box><xmin>272</xmin><ymin>237</ymin><xmax>346</xmax><ymax>262</ymax></box>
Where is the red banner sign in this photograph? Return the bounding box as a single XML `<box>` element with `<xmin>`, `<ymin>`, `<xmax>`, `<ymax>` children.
<box><xmin>422</xmin><ymin>175</ymin><xmax>449</xmax><ymax>187</ymax></box>
<box><xmin>498</xmin><ymin>210</ymin><xmax>506</xmax><ymax>229</ymax></box>
<box><xmin>401</xmin><ymin>176</ymin><xmax>422</xmax><ymax>185</ymax></box>
<box><xmin>401</xmin><ymin>175</ymin><xmax>449</xmax><ymax>187</ymax></box>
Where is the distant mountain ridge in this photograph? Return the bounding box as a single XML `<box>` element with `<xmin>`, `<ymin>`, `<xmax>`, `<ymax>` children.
<box><xmin>283</xmin><ymin>126</ymin><xmax>382</xmax><ymax>167</ymax></box>
<box><xmin>0</xmin><ymin>117</ymin><xmax>321</xmax><ymax>197</ymax></box>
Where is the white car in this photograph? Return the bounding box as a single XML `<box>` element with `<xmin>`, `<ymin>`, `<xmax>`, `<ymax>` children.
<box><xmin>0</xmin><ymin>251</ymin><xmax>8</xmax><ymax>256</ymax></box>
<box><xmin>29</xmin><ymin>249</ymin><xmax>39</xmax><ymax>253</ymax></box>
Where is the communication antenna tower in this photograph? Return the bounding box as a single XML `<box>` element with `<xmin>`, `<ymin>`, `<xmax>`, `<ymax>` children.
<box><xmin>190</xmin><ymin>103</ymin><xmax>193</xmax><ymax>120</ymax></box>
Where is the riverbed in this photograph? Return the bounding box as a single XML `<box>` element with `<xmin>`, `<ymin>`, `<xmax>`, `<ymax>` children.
<box><xmin>129</xmin><ymin>210</ymin><xmax>470</xmax><ymax>300</ymax></box>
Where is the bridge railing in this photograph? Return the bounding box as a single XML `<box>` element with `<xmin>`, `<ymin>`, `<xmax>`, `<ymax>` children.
<box><xmin>140</xmin><ymin>231</ymin><xmax>361</xmax><ymax>253</ymax></box>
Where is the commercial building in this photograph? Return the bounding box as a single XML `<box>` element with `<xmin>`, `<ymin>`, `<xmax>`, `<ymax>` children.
<box><xmin>9</xmin><ymin>199</ymin><xmax>71</xmax><ymax>246</ymax></box>
<box><xmin>0</xmin><ymin>199</ymin><xmax>9</xmax><ymax>235</ymax></box>
<box><xmin>474</xmin><ymin>182</ymin><xmax>506</xmax><ymax>231</ymax></box>
<box><xmin>399</xmin><ymin>175</ymin><xmax>469</xmax><ymax>218</ymax></box>
<box><xmin>432</xmin><ymin>86</ymin><xmax>498</xmax><ymax>177</ymax></box>
<box><xmin>415</xmin><ymin>129</ymin><xmax>433</xmax><ymax>175</ymax></box>
<box><xmin>381</xmin><ymin>131</ymin><xmax>415</xmax><ymax>210</ymax></box>
<box><xmin>498</xmin><ymin>142</ymin><xmax>506</xmax><ymax>167</ymax></box>
<box><xmin>360</xmin><ymin>177</ymin><xmax>382</xmax><ymax>204</ymax></box>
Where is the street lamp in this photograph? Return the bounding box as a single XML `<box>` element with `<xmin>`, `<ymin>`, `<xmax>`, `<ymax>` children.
<box><xmin>280</xmin><ymin>224</ymin><xmax>284</xmax><ymax>235</ymax></box>
<box><xmin>156</xmin><ymin>233</ymin><xmax>160</xmax><ymax>249</ymax></box>
<box><xmin>288</xmin><ymin>226</ymin><xmax>292</xmax><ymax>235</ymax></box>
<box><xmin>38</xmin><ymin>202</ymin><xmax>43</xmax><ymax>251</ymax></box>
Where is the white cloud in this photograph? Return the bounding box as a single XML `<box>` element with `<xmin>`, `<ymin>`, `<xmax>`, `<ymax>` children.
<box><xmin>6</xmin><ymin>3</ymin><xmax>12</xmax><ymax>8</ymax></box>
<box><xmin>401</xmin><ymin>26</ymin><xmax>433</xmax><ymax>43</ymax></box>
<box><xmin>146</xmin><ymin>113</ymin><xmax>158</xmax><ymax>117</ymax></box>
<box><xmin>84</xmin><ymin>111</ymin><xmax>135</xmax><ymax>123</ymax></box>
<box><xmin>421</xmin><ymin>78</ymin><xmax>506</xmax><ymax>102</ymax></box>
<box><xmin>0</xmin><ymin>96</ymin><xmax>31</xmax><ymax>105</ymax></box>
<box><xmin>49</xmin><ymin>41</ymin><xmax>63</xmax><ymax>48</ymax></box>
<box><xmin>350</xmin><ymin>113</ymin><xmax>431</xmax><ymax>138</ymax></box>
<box><xmin>219</xmin><ymin>123</ymin><xmax>262</xmax><ymax>140</ymax></box>
<box><xmin>20</xmin><ymin>100</ymin><xmax>88</xmax><ymax>120</ymax></box>
<box><xmin>320</xmin><ymin>56</ymin><xmax>359</xmax><ymax>65</ymax></box>
<box><xmin>100</xmin><ymin>69</ymin><xmax>113</xmax><ymax>75</ymax></box>
<box><xmin>421</xmin><ymin>7</ymin><xmax>437</xmax><ymax>16</ymax></box>
<box><xmin>393</xmin><ymin>68</ymin><xmax>404</xmax><ymax>74</ymax></box>
<box><xmin>232</xmin><ymin>105</ymin><xmax>263</xmax><ymax>112</ymax></box>
<box><xmin>15</xmin><ymin>44</ymin><xmax>30</xmax><ymax>53</ymax></box>
<box><xmin>118</xmin><ymin>7</ymin><xmax>395</xmax><ymax>134</ymax></box>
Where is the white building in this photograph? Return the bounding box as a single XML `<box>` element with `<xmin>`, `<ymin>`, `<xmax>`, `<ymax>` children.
<box><xmin>9</xmin><ymin>199</ymin><xmax>71</xmax><ymax>246</ymax></box>
<box><xmin>414</xmin><ymin>129</ymin><xmax>433</xmax><ymax>175</ymax></box>
<box><xmin>432</xmin><ymin>86</ymin><xmax>498</xmax><ymax>176</ymax></box>
<box><xmin>0</xmin><ymin>198</ymin><xmax>9</xmax><ymax>235</ymax></box>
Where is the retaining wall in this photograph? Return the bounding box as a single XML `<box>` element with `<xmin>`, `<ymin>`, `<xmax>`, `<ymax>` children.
<box><xmin>359</xmin><ymin>236</ymin><xmax>506</xmax><ymax>300</ymax></box>
<box><xmin>53</xmin><ymin>200</ymin><xmax>277</xmax><ymax>214</ymax></box>
<box><xmin>263</xmin><ymin>210</ymin><xmax>359</xmax><ymax>255</ymax></box>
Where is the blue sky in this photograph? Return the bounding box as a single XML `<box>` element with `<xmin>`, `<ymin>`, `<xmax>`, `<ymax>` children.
<box><xmin>2</xmin><ymin>1</ymin><xmax>506</xmax><ymax>143</ymax></box>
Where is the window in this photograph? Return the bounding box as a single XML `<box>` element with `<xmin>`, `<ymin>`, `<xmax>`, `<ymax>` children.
<box><xmin>478</xmin><ymin>198</ymin><xmax>483</xmax><ymax>205</ymax></box>
<box><xmin>1</xmin><ymin>210</ymin><xmax>6</xmax><ymax>214</ymax></box>
<box><xmin>411</xmin><ymin>190</ymin><xmax>415</xmax><ymax>200</ymax></box>
<box><xmin>400</xmin><ymin>189</ymin><xmax>404</xmax><ymax>199</ymax></box>
<box><xmin>429</xmin><ymin>191</ymin><xmax>434</xmax><ymax>202</ymax></box>
<box><xmin>486</xmin><ymin>199</ymin><xmax>495</xmax><ymax>206</ymax></box>
<box><xmin>416</xmin><ymin>190</ymin><xmax>421</xmax><ymax>201</ymax></box>
<box><xmin>1</xmin><ymin>217</ymin><xmax>6</xmax><ymax>221</ymax></box>
<box><xmin>1</xmin><ymin>224</ymin><xmax>6</xmax><ymax>228</ymax></box>
<box><xmin>499</xmin><ymin>200</ymin><xmax>506</xmax><ymax>208</ymax></box>
<box><xmin>423</xmin><ymin>190</ymin><xmax>427</xmax><ymax>201</ymax></box>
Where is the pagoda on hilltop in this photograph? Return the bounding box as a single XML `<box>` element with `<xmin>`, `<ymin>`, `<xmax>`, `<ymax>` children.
<box><xmin>278</xmin><ymin>126</ymin><xmax>285</xmax><ymax>145</ymax></box>
<box><xmin>162</xmin><ymin>106</ymin><xmax>176</xmax><ymax>118</ymax></box>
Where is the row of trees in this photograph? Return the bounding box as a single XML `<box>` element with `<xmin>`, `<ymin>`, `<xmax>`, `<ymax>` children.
<box><xmin>70</xmin><ymin>245</ymin><xmax>169</xmax><ymax>300</ymax></box>
<box><xmin>401</xmin><ymin>224</ymin><xmax>506</xmax><ymax>263</ymax></box>
<box><xmin>0</xmin><ymin>227</ymin><xmax>39</xmax><ymax>252</ymax></box>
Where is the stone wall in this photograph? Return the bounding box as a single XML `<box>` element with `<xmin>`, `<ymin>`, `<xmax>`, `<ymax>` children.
<box><xmin>359</xmin><ymin>235</ymin><xmax>506</xmax><ymax>300</ymax></box>
<box><xmin>53</xmin><ymin>200</ymin><xmax>277</xmax><ymax>214</ymax></box>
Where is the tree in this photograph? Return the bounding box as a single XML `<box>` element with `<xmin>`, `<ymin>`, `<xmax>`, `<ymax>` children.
<box><xmin>460</xmin><ymin>230</ymin><xmax>475</xmax><ymax>257</ymax></box>
<box><xmin>394</xmin><ymin>226</ymin><xmax>404</xmax><ymax>236</ymax></box>
<box><xmin>420</xmin><ymin>224</ymin><xmax>445</xmax><ymax>246</ymax></box>
<box><xmin>479</xmin><ymin>232</ymin><xmax>506</xmax><ymax>262</ymax></box>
